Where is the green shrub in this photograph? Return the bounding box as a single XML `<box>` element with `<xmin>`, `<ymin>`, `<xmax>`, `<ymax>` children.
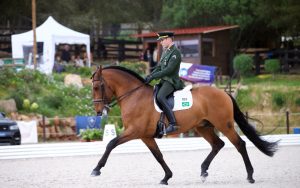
<box><xmin>272</xmin><ymin>92</ymin><xmax>286</xmax><ymax>107</ymax></box>
<box><xmin>0</xmin><ymin>67</ymin><xmax>16</xmax><ymax>86</ymax></box>
<box><xmin>42</xmin><ymin>94</ymin><xmax>64</xmax><ymax>109</ymax></box>
<box><xmin>233</xmin><ymin>54</ymin><xmax>253</xmax><ymax>77</ymax></box>
<box><xmin>17</xmin><ymin>69</ymin><xmax>47</xmax><ymax>84</ymax></box>
<box><xmin>38</xmin><ymin>107</ymin><xmax>57</xmax><ymax>117</ymax></box>
<box><xmin>79</xmin><ymin>128</ymin><xmax>103</xmax><ymax>141</ymax></box>
<box><xmin>10</xmin><ymin>92</ymin><xmax>23</xmax><ymax>110</ymax></box>
<box><xmin>64</xmin><ymin>66</ymin><xmax>92</xmax><ymax>77</ymax></box>
<box><xmin>295</xmin><ymin>98</ymin><xmax>300</xmax><ymax>106</ymax></box>
<box><xmin>52</xmin><ymin>73</ymin><xmax>65</xmax><ymax>82</ymax></box>
<box><xmin>120</xmin><ymin>61</ymin><xmax>147</xmax><ymax>76</ymax></box>
<box><xmin>27</xmin><ymin>82</ymin><xmax>43</xmax><ymax>94</ymax></box>
<box><xmin>77</xmin><ymin>67</ymin><xmax>93</xmax><ymax>77</ymax></box>
<box><xmin>264</xmin><ymin>59</ymin><xmax>280</xmax><ymax>75</ymax></box>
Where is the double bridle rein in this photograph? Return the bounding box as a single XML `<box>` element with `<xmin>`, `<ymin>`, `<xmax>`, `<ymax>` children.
<box><xmin>92</xmin><ymin>75</ymin><xmax>144</xmax><ymax>110</ymax></box>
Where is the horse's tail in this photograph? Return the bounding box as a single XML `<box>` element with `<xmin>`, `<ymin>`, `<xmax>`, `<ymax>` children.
<box><xmin>228</xmin><ymin>94</ymin><xmax>278</xmax><ymax>157</ymax></box>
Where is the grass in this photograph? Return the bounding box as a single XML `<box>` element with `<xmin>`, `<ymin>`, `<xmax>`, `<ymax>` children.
<box><xmin>246</xmin><ymin>112</ymin><xmax>300</xmax><ymax>135</ymax></box>
<box><xmin>234</xmin><ymin>74</ymin><xmax>300</xmax><ymax>112</ymax></box>
<box><xmin>232</xmin><ymin>74</ymin><xmax>300</xmax><ymax>135</ymax></box>
<box><xmin>242</xmin><ymin>74</ymin><xmax>300</xmax><ymax>87</ymax></box>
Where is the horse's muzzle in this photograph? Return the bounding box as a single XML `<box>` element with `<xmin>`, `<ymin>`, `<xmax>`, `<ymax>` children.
<box><xmin>96</xmin><ymin>107</ymin><xmax>109</xmax><ymax>117</ymax></box>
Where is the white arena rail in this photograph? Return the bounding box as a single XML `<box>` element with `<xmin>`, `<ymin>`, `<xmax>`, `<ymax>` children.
<box><xmin>0</xmin><ymin>134</ymin><xmax>299</xmax><ymax>160</ymax></box>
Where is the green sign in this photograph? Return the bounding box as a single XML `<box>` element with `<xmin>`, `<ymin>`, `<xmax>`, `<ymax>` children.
<box><xmin>182</xmin><ymin>102</ymin><xmax>190</xmax><ymax>107</ymax></box>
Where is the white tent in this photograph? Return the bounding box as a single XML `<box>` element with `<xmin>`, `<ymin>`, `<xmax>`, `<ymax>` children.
<box><xmin>11</xmin><ymin>16</ymin><xmax>90</xmax><ymax>74</ymax></box>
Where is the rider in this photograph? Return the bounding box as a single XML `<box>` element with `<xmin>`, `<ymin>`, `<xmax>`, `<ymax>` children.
<box><xmin>145</xmin><ymin>31</ymin><xmax>184</xmax><ymax>134</ymax></box>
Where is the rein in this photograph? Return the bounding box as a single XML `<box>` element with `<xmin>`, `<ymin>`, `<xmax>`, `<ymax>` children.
<box><xmin>108</xmin><ymin>84</ymin><xmax>144</xmax><ymax>108</ymax></box>
<box><xmin>93</xmin><ymin>75</ymin><xmax>144</xmax><ymax>108</ymax></box>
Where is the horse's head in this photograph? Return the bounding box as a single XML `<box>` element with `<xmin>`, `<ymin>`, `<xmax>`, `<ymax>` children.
<box><xmin>91</xmin><ymin>66</ymin><xmax>113</xmax><ymax>116</ymax></box>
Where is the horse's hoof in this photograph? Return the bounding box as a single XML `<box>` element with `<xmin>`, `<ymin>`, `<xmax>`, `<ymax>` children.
<box><xmin>247</xmin><ymin>178</ymin><xmax>255</xmax><ymax>184</ymax></box>
<box><xmin>90</xmin><ymin>170</ymin><xmax>101</xmax><ymax>177</ymax></box>
<box><xmin>201</xmin><ymin>172</ymin><xmax>208</xmax><ymax>183</ymax></box>
<box><xmin>160</xmin><ymin>180</ymin><xmax>168</xmax><ymax>185</ymax></box>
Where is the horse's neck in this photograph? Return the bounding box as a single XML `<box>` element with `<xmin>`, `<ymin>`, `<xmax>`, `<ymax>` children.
<box><xmin>106</xmin><ymin>73</ymin><xmax>153</xmax><ymax>113</ymax></box>
<box><xmin>107</xmin><ymin>73</ymin><xmax>143</xmax><ymax>98</ymax></box>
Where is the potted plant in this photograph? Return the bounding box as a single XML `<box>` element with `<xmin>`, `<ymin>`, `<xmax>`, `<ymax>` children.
<box><xmin>79</xmin><ymin>128</ymin><xmax>103</xmax><ymax>142</ymax></box>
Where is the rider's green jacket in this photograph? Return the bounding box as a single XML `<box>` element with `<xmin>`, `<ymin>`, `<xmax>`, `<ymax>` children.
<box><xmin>149</xmin><ymin>44</ymin><xmax>184</xmax><ymax>90</ymax></box>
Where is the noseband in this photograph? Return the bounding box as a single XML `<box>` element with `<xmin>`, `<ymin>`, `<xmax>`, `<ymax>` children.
<box><xmin>92</xmin><ymin>76</ymin><xmax>112</xmax><ymax>107</ymax></box>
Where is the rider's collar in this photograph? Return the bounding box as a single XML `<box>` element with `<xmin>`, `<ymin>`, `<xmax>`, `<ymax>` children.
<box><xmin>166</xmin><ymin>43</ymin><xmax>175</xmax><ymax>51</ymax></box>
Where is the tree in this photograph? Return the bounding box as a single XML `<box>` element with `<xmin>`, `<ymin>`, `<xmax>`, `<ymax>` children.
<box><xmin>160</xmin><ymin>0</ymin><xmax>300</xmax><ymax>48</ymax></box>
<box><xmin>0</xmin><ymin>0</ymin><xmax>32</xmax><ymax>31</ymax></box>
<box><xmin>161</xmin><ymin>0</ymin><xmax>229</xmax><ymax>28</ymax></box>
<box><xmin>35</xmin><ymin>0</ymin><xmax>162</xmax><ymax>41</ymax></box>
<box><xmin>2</xmin><ymin>0</ymin><xmax>299</xmax><ymax>49</ymax></box>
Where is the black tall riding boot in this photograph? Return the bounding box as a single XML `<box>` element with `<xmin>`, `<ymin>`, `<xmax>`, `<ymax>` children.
<box><xmin>159</xmin><ymin>100</ymin><xmax>179</xmax><ymax>135</ymax></box>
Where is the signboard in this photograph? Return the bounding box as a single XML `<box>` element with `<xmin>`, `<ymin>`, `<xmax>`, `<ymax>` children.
<box><xmin>75</xmin><ymin>116</ymin><xmax>101</xmax><ymax>134</ymax></box>
<box><xmin>17</xmin><ymin>121</ymin><xmax>38</xmax><ymax>144</ymax></box>
<box><xmin>179</xmin><ymin>63</ymin><xmax>216</xmax><ymax>84</ymax></box>
<box><xmin>103</xmin><ymin>124</ymin><xmax>117</xmax><ymax>142</ymax></box>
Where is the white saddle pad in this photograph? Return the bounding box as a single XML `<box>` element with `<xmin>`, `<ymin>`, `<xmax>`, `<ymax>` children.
<box><xmin>154</xmin><ymin>85</ymin><xmax>193</xmax><ymax>112</ymax></box>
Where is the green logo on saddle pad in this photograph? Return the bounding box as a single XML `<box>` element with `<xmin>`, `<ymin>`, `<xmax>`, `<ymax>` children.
<box><xmin>182</xmin><ymin>102</ymin><xmax>190</xmax><ymax>107</ymax></box>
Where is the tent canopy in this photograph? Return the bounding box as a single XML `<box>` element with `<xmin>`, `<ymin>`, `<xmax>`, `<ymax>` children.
<box><xmin>11</xmin><ymin>16</ymin><xmax>90</xmax><ymax>74</ymax></box>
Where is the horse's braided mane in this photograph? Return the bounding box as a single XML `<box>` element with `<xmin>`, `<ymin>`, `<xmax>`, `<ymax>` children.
<box><xmin>103</xmin><ymin>65</ymin><xmax>145</xmax><ymax>82</ymax></box>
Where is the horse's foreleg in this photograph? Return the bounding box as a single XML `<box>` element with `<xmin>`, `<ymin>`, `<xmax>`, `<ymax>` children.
<box><xmin>91</xmin><ymin>132</ymin><xmax>134</xmax><ymax>176</ymax></box>
<box><xmin>196</xmin><ymin>125</ymin><xmax>225</xmax><ymax>182</ymax></box>
<box><xmin>91</xmin><ymin>136</ymin><xmax>120</xmax><ymax>176</ymax></box>
<box><xmin>142</xmin><ymin>138</ymin><xmax>173</xmax><ymax>185</ymax></box>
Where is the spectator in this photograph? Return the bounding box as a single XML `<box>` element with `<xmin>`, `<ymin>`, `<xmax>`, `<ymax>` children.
<box><xmin>53</xmin><ymin>54</ymin><xmax>65</xmax><ymax>73</ymax></box>
<box><xmin>75</xmin><ymin>55</ymin><xmax>84</xmax><ymax>67</ymax></box>
<box><xmin>61</xmin><ymin>44</ymin><xmax>71</xmax><ymax>62</ymax></box>
<box><xmin>151</xmin><ymin>47</ymin><xmax>158</xmax><ymax>72</ymax></box>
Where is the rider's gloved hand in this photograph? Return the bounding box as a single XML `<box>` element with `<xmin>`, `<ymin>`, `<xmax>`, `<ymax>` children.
<box><xmin>144</xmin><ymin>75</ymin><xmax>153</xmax><ymax>84</ymax></box>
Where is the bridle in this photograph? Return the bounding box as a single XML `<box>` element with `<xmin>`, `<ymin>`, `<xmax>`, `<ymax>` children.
<box><xmin>92</xmin><ymin>76</ymin><xmax>111</xmax><ymax>104</ymax></box>
<box><xmin>92</xmin><ymin>72</ymin><xmax>144</xmax><ymax>115</ymax></box>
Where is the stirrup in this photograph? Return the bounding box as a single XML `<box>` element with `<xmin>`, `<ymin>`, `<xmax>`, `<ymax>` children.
<box><xmin>163</xmin><ymin>123</ymin><xmax>179</xmax><ymax>135</ymax></box>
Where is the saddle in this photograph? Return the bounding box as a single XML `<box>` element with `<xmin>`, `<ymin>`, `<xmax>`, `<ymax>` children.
<box><xmin>153</xmin><ymin>84</ymin><xmax>193</xmax><ymax>138</ymax></box>
<box><xmin>153</xmin><ymin>84</ymin><xmax>193</xmax><ymax>112</ymax></box>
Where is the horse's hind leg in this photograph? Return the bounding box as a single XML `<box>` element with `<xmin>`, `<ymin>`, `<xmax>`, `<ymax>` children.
<box><xmin>223</xmin><ymin>127</ymin><xmax>255</xmax><ymax>183</ymax></box>
<box><xmin>195</xmin><ymin>123</ymin><xmax>225</xmax><ymax>182</ymax></box>
<box><xmin>142</xmin><ymin>137</ymin><xmax>173</xmax><ymax>185</ymax></box>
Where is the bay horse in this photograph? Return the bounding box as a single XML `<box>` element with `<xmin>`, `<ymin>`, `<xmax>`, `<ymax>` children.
<box><xmin>91</xmin><ymin>66</ymin><xmax>278</xmax><ymax>185</ymax></box>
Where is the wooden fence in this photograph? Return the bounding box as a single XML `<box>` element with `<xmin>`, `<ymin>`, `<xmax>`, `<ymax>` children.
<box><xmin>252</xmin><ymin>48</ymin><xmax>300</xmax><ymax>74</ymax></box>
<box><xmin>95</xmin><ymin>38</ymin><xmax>143</xmax><ymax>61</ymax></box>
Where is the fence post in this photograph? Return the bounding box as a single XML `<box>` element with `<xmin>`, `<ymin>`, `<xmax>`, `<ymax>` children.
<box><xmin>245</xmin><ymin>111</ymin><xmax>249</xmax><ymax>123</ymax></box>
<box><xmin>42</xmin><ymin>115</ymin><xmax>46</xmax><ymax>142</ymax></box>
<box><xmin>254</xmin><ymin>52</ymin><xmax>261</xmax><ymax>75</ymax></box>
<box><xmin>283</xmin><ymin>49</ymin><xmax>289</xmax><ymax>72</ymax></box>
<box><xmin>286</xmin><ymin>111</ymin><xmax>290</xmax><ymax>134</ymax></box>
<box><xmin>229</xmin><ymin>77</ymin><xmax>232</xmax><ymax>94</ymax></box>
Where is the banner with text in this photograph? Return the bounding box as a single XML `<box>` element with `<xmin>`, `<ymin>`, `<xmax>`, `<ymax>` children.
<box><xmin>179</xmin><ymin>63</ymin><xmax>216</xmax><ymax>84</ymax></box>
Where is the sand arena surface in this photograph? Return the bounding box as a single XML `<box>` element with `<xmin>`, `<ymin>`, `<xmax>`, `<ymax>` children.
<box><xmin>0</xmin><ymin>145</ymin><xmax>299</xmax><ymax>188</ymax></box>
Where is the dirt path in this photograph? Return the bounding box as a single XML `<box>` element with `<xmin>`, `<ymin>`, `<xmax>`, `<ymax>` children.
<box><xmin>1</xmin><ymin>145</ymin><xmax>299</xmax><ymax>188</ymax></box>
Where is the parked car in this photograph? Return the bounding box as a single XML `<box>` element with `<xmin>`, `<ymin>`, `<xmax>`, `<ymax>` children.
<box><xmin>0</xmin><ymin>112</ymin><xmax>21</xmax><ymax>145</ymax></box>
